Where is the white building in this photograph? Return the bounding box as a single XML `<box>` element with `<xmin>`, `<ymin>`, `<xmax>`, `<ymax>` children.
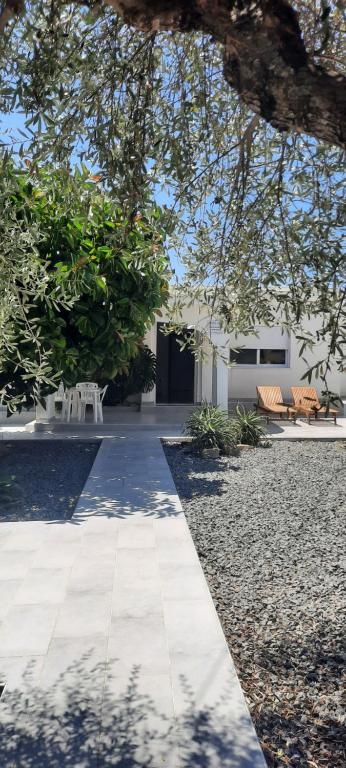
<box><xmin>143</xmin><ymin>301</ymin><xmax>346</xmax><ymax>412</ymax></box>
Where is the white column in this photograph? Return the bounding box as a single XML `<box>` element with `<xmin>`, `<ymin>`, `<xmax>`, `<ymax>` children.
<box><xmin>215</xmin><ymin>350</ymin><xmax>229</xmax><ymax>412</ymax></box>
<box><xmin>210</xmin><ymin>321</ymin><xmax>229</xmax><ymax>412</ymax></box>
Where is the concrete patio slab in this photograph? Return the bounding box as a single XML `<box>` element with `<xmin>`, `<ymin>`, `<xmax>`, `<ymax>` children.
<box><xmin>0</xmin><ymin>604</ymin><xmax>59</xmax><ymax>656</ymax></box>
<box><xmin>2</xmin><ymin>410</ymin><xmax>346</xmax><ymax>441</ymax></box>
<box><xmin>0</xmin><ymin>427</ymin><xmax>266</xmax><ymax>767</ymax></box>
<box><xmin>266</xmin><ymin>416</ymin><xmax>346</xmax><ymax>439</ymax></box>
<box><xmin>14</xmin><ymin>567</ymin><xmax>71</xmax><ymax>605</ymax></box>
<box><xmin>0</xmin><ymin>655</ymin><xmax>45</xmax><ymax>692</ymax></box>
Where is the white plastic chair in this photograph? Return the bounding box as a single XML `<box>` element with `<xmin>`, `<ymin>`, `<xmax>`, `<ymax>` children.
<box><xmin>66</xmin><ymin>387</ymin><xmax>81</xmax><ymax>422</ymax></box>
<box><xmin>92</xmin><ymin>385</ymin><xmax>108</xmax><ymax>424</ymax></box>
<box><xmin>54</xmin><ymin>382</ymin><xmax>68</xmax><ymax>420</ymax></box>
<box><xmin>76</xmin><ymin>383</ymin><xmax>107</xmax><ymax>423</ymax></box>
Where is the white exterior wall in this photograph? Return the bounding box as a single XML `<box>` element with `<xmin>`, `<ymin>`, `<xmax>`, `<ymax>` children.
<box><xmin>228</xmin><ymin>318</ymin><xmax>342</xmax><ymax>401</ymax></box>
<box><xmin>144</xmin><ymin>300</ymin><xmax>345</xmax><ymax>406</ymax></box>
<box><xmin>340</xmin><ymin>372</ymin><xmax>346</xmax><ymax>397</ymax></box>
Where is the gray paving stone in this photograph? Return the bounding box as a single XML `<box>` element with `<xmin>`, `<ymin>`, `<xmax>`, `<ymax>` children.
<box><xmin>0</xmin><ymin>550</ymin><xmax>35</xmax><ymax>579</ymax></box>
<box><xmin>0</xmin><ymin>689</ymin><xmax>99</xmax><ymax>768</ymax></box>
<box><xmin>105</xmin><ymin>668</ymin><xmax>174</xmax><ymax>727</ymax></box>
<box><xmin>0</xmin><ymin>654</ymin><xmax>44</xmax><ymax>692</ymax></box>
<box><xmin>100</xmin><ymin>669</ymin><xmax>176</xmax><ymax>767</ymax></box>
<box><xmin>175</xmin><ymin>724</ymin><xmax>266</xmax><ymax>768</ymax></box>
<box><xmin>170</xmin><ymin>647</ymin><xmax>251</xmax><ymax>715</ymax></box>
<box><xmin>40</xmin><ymin>634</ymin><xmax>107</xmax><ymax>695</ymax></box>
<box><xmin>73</xmin><ymin>508</ymin><xmax>118</xmax><ymax>529</ymax></box>
<box><xmin>117</xmin><ymin>520</ymin><xmax>156</xmax><ymax>549</ymax></box>
<box><xmin>0</xmin><ymin>604</ymin><xmax>59</xmax><ymax>656</ymax></box>
<box><xmin>157</xmin><ymin>535</ymin><xmax>199</xmax><ymax>564</ymax></box>
<box><xmin>163</xmin><ymin>599</ymin><xmax>226</xmax><ymax>656</ymax></box>
<box><xmin>14</xmin><ymin>567</ymin><xmax>70</xmax><ymax>605</ymax></box>
<box><xmin>108</xmin><ymin>615</ymin><xmax>170</xmax><ymax>676</ymax></box>
<box><xmin>0</xmin><ymin>530</ymin><xmax>14</xmax><ymax>550</ymax></box>
<box><xmin>81</xmin><ymin>529</ymin><xmax>118</xmax><ymax>554</ymax></box>
<box><xmin>0</xmin><ymin>639</ymin><xmax>104</xmax><ymax>768</ymax></box>
<box><xmin>0</xmin><ymin>579</ymin><xmax>21</xmax><ymax>619</ymax></box>
<box><xmin>153</xmin><ymin>518</ymin><xmax>190</xmax><ymax>540</ymax></box>
<box><xmin>42</xmin><ymin>524</ymin><xmax>81</xmax><ymax>544</ymax></box>
<box><xmin>53</xmin><ymin>590</ymin><xmax>112</xmax><ymax>638</ymax></box>
<box><xmin>159</xmin><ymin>562</ymin><xmax>210</xmax><ymax>601</ymax></box>
<box><xmin>112</xmin><ymin>578</ymin><xmax>163</xmax><ymax>618</ymax></box>
<box><xmin>32</xmin><ymin>539</ymin><xmax>81</xmax><ymax>568</ymax></box>
<box><xmin>115</xmin><ymin>547</ymin><xmax>160</xmax><ymax>581</ymax></box>
<box><xmin>67</xmin><ymin>554</ymin><xmax>115</xmax><ymax>594</ymax></box>
<box><xmin>1</xmin><ymin>529</ymin><xmax>44</xmax><ymax>552</ymax></box>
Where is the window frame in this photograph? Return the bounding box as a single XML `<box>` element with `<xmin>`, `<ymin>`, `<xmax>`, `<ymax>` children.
<box><xmin>229</xmin><ymin>348</ymin><xmax>257</xmax><ymax>366</ymax></box>
<box><xmin>229</xmin><ymin>347</ymin><xmax>289</xmax><ymax>368</ymax></box>
<box><xmin>259</xmin><ymin>348</ymin><xmax>288</xmax><ymax>366</ymax></box>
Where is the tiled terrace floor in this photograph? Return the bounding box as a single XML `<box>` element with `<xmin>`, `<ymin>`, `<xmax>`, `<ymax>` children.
<box><xmin>266</xmin><ymin>415</ymin><xmax>346</xmax><ymax>439</ymax></box>
<box><xmin>0</xmin><ymin>428</ymin><xmax>266</xmax><ymax>768</ymax></box>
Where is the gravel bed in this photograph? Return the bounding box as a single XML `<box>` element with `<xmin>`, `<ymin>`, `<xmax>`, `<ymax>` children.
<box><xmin>163</xmin><ymin>440</ymin><xmax>346</xmax><ymax>768</ymax></box>
<box><xmin>0</xmin><ymin>440</ymin><xmax>100</xmax><ymax>521</ymax></box>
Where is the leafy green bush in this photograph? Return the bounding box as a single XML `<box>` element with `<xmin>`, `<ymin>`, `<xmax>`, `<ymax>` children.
<box><xmin>319</xmin><ymin>390</ymin><xmax>342</xmax><ymax>413</ymax></box>
<box><xmin>104</xmin><ymin>345</ymin><xmax>157</xmax><ymax>405</ymax></box>
<box><xmin>184</xmin><ymin>403</ymin><xmax>235</xmax><ymax>454</ymax></box>
<box><xmin>0</xmin><ymin>163</ymin><xmax>168</xmax><ymax>408</ymax></box>
<box><xmin>231</xmin><ymin>406</ymin><xmax>266</xmax><ymax>446</ymax></box>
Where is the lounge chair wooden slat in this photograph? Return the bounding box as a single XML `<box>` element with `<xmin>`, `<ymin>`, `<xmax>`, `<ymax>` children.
<box><xmin>256</xmin><ymin>386</ymin><xmax>297</xmax><ymax>423</ymax></box>
<box><xmin>290</xmin><ymin>387</ymin><xmax>337</xmax><ymax>425</ymax></box>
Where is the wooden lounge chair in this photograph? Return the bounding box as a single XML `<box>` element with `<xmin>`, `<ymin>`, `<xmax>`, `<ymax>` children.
<box><xmin>291</xmin><ymin>387</ymin><xmax>338</xmax><ymax>425</ymax></box>
<box><xmin>255</xmin><ymin>386</ymin><xmax>297</xmax><ymax>423</ymax></box>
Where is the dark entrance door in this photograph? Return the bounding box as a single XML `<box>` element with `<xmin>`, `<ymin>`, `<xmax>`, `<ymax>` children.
<box><xmin>156</xmin><ymin>323</ymin><xmax>195</xmax><ymax>404</ymax></box>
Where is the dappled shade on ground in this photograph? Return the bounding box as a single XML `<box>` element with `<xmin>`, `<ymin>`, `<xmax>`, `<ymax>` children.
<box><xmin>0</xmin><ymin>659</ymin><xmax>264</xmax><ymax>767</ymax></box>
<box><xmin>0</xmin><ymin>441</ymin><xmax>100</xmax><ymax>521</ymax></box>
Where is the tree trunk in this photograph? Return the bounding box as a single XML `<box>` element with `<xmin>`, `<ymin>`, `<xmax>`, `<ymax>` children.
<box><xmin>109</xmin><ymin>0</ymin><xmax>346</xmax><ymax>149</ymax></box>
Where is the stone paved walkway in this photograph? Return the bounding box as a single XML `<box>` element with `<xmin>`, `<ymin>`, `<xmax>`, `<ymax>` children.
<box><xmin>0</xmin><ymin>429</ymin><xmax>266</xmax><ymax>767</ymax></box>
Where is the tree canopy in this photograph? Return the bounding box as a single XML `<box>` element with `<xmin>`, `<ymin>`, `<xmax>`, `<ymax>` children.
<box><xmin>0</xmin><ymin>163</ymin><xmax>168</xmax><ymax>408</ymax></box>
<box><xmin>0</xmin><ymin>0</ymin><xmax>345</xmax><ymax>390</ymax></box>
<box><xmin>109</xmin><ymin>0</ymin><xmax>346</xmax><ymax>148</ymax></box>
<box><xmin>1</xmin><ymin>1</ymin><xmax>345</xmax><ymax>147</ymax></box>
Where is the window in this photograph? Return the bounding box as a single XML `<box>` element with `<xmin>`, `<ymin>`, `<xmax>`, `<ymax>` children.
<box><xmin>230</xmin><ymin>348</ymin><xmax>257</xmax><ymax>365</ymax></box>
<box><xmin>260</xmin><ymin>349</ymin><xmax>287</xmax><ymax>365</ymax></box>
<box><xmin>230</xmin><ymin>348</ymin><xmax>288</xmax><ymax>366</ymax></box>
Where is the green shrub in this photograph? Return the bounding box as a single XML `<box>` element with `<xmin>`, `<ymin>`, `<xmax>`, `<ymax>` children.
<box><xmin>231</xmin><ymin>406</ymin><xmax>266</xmax><ymax>446</ymax></box>
<box><xmin>319</xmin><ymin>390</ymin><xmax>342</xmax><ymax>413</ymax></box>
<box><xmin>184</xmin><ymin>403</ymin><xmax>235</xmax><ymax>454</ymax></box>
<box><xmin>104</xmin><ymin>346</ymin><xmax>156</xmax><ymax>405</ymax></box>
<box><xmin>0</xmin><ymin>163</ymin><xmax>168</xmax><ymax>409</ymax></box>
